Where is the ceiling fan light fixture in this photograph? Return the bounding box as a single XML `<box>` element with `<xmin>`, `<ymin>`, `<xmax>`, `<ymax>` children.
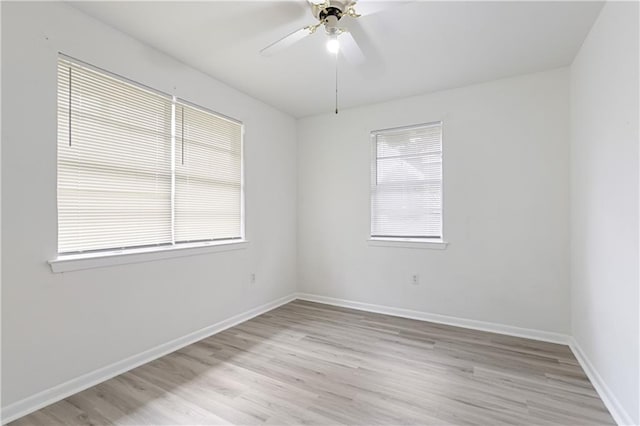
<box><xmin>327</xmin><ymin>34</ymin><xmax>340</xmax><ymax>54</ymax></box>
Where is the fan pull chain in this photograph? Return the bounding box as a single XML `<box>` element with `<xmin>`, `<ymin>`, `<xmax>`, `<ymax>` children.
<box><xmin>335</xmin><ymin>53</ymin><xmax>339</xmax><ymax>114</ymax></box>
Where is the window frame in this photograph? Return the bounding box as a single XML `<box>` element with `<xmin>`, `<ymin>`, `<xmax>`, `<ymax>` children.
<box><xmin>368</xmin><ymin>121</ymin><xmax>447</xmax><ymax>249</ymax></box>
<box><xmin>51</xmin><ymin>55</ymin><xmax>246</xmax><ymax>271</ymax></box>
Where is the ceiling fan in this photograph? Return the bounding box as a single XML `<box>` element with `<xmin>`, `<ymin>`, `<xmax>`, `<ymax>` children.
<box><xmin>259</xmin><ymin>0</ymin><xmax>391</xmax><ymax>63</ymax></box>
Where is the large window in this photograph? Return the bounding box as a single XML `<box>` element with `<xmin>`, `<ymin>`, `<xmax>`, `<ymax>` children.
<box><xmin>57</xmin><ymin>57</ymin><xmax>243</xmax><ymax>255</ymax></box>
<box><xmin>370</xmin><ymin>122</ymin><xmax>443</xmax><ymax>240</ymax></box>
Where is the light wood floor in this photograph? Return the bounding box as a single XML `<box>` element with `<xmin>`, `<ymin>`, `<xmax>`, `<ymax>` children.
<box><xmin>11</xmin><ymin>300</ymin><xmax>615</xmax><ymax>425</ymax></box>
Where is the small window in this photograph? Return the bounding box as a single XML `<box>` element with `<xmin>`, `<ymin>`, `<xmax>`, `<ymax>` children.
<box><xmin>57</xmin><ymin>56</ymin><xmax>243</xmax><ymax>255</ymax></box>
<box><xmin>370</xmin><ymin>122</ymin><xmax>443</xmax><ymax>240</ymax></box>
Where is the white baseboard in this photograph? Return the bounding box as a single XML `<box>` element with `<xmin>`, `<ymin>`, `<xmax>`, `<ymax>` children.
<box><xmin>0</xmin><ymin>293</ymin><xmax>297</xmax><ymax>425</ymax></box>
<box><xmin>296</xmin><ymin>293</ymin><xmax>570</xmax><ymax>345</ymax></box>
<box><xmin>7</xmin><ymin>293</ymin><xmax>633</xmax><ymax>426</ymax></box>
<box><xmin>569</xmin><ymin>337</ymin><xmax>636</xmax><ymax>426</ymax></box>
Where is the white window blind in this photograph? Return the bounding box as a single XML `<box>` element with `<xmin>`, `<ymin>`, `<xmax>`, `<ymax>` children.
<box><xmin>370</xmin><ymin>122</ymin><xmax>443</xmax><ymax>239</ymax></box>
<box><xmin>174</xmin><ymin>102</ymin><xmax>243</xmax><ymax>243</ymax></box>
<box><xmin>57</xmin><ymin>58</ymin><xmax>173</xmax><ymax>253</ymax></box>
<box><xmin>57</xmin><ymin>57</ymin><xmax>244</xmax><ymax>254</ymax></box>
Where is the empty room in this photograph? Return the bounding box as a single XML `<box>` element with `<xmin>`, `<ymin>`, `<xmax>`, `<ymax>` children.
<box><xmin>1</xmin><ymin>0</ymin><xmax>638</xmax><ymax>425</ymax></box>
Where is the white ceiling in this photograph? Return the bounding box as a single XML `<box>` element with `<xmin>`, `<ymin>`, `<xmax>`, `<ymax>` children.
<box><xmin>71</xmin><ymin>1</ymin><xmax>603</xmax><ymax>118</ymax></box>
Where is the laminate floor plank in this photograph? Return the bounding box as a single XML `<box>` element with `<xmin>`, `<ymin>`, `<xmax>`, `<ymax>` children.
<box><xmin>10</xmin><ymin>301</ymin><xmax>615</xmax><ymax>425</ymax></box>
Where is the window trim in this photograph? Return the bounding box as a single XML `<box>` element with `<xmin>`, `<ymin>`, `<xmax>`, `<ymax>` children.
<box><xmin>49</xmin><ymin>240</ymin><xmax>249</xmax><ymax>273</ymax></box>
<box><xmin>368</xmin><ymin>238</ymin><xmax>448</xmax><ymax>250</ymax></box>
<box><xmin>369</xmin><ymin>121</ymin><xmax>445</xmax><ymax>244</ymax></box>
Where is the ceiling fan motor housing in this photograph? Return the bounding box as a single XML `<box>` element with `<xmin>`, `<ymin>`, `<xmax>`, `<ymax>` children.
<box><xmin>318</xmin><ymin>6</ymin><xmax>343</xmax><ymax>22</ymax></box>
<box><xmin>312</xmin><ymin>1</ymin><xmax>357</xmax><ymax>34</ymax></box>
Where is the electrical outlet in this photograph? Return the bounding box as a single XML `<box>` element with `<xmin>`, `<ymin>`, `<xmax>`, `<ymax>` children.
<box><xmin>411</xmin><ymin>274</ymin><xmax>419</xmax><ymax>285</ymax></box>
<box><xmin>250</xmin><ymin>273</ymin><xmax>256</xmax><ymax>284</ymax></box>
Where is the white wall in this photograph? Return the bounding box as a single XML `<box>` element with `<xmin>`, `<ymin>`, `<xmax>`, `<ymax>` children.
<box><xmin>570</xmin><ymin>2</ymin><xmax>639</xmax><ymax>424</ymax></box>
<box><xmin>297</xmin><ymin>68</ymin><xmax>571</xmax><ymax>334</ymax></box>
<box><xmin>4</xmin><ymin>1</ymin><xmax>638</xmax><ymax>423</ymax></box>
<box><xmin>1</xmin><ymin>1</ymin><xmax>297</xmax><ymax>408</ymax></box>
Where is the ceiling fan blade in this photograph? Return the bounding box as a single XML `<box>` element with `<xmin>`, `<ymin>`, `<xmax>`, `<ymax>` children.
<box><xmin>260</xmin><ymin>26</ymin><xmax>314</xmax><ymax>57</ymax></box>
<box><xmin>340</xmin><ymin>31</ymin><xmax>365</xmax><ymax>64</ymax></box>
<box><xmin>340</xmin><ymin>19</ymin><xmax>387</xmax><ymax>76</ymax></box>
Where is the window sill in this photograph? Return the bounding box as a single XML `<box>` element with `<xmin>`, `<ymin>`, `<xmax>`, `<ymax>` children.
<box><xmin>49</xmin><ymin>240</ymin><xmax>249</xmax><ymax>273</ymax></box>
<box><xmin>368</xmin><ymin>238</ymin><xmax>448</xmax><ymax>250</ymax></box>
